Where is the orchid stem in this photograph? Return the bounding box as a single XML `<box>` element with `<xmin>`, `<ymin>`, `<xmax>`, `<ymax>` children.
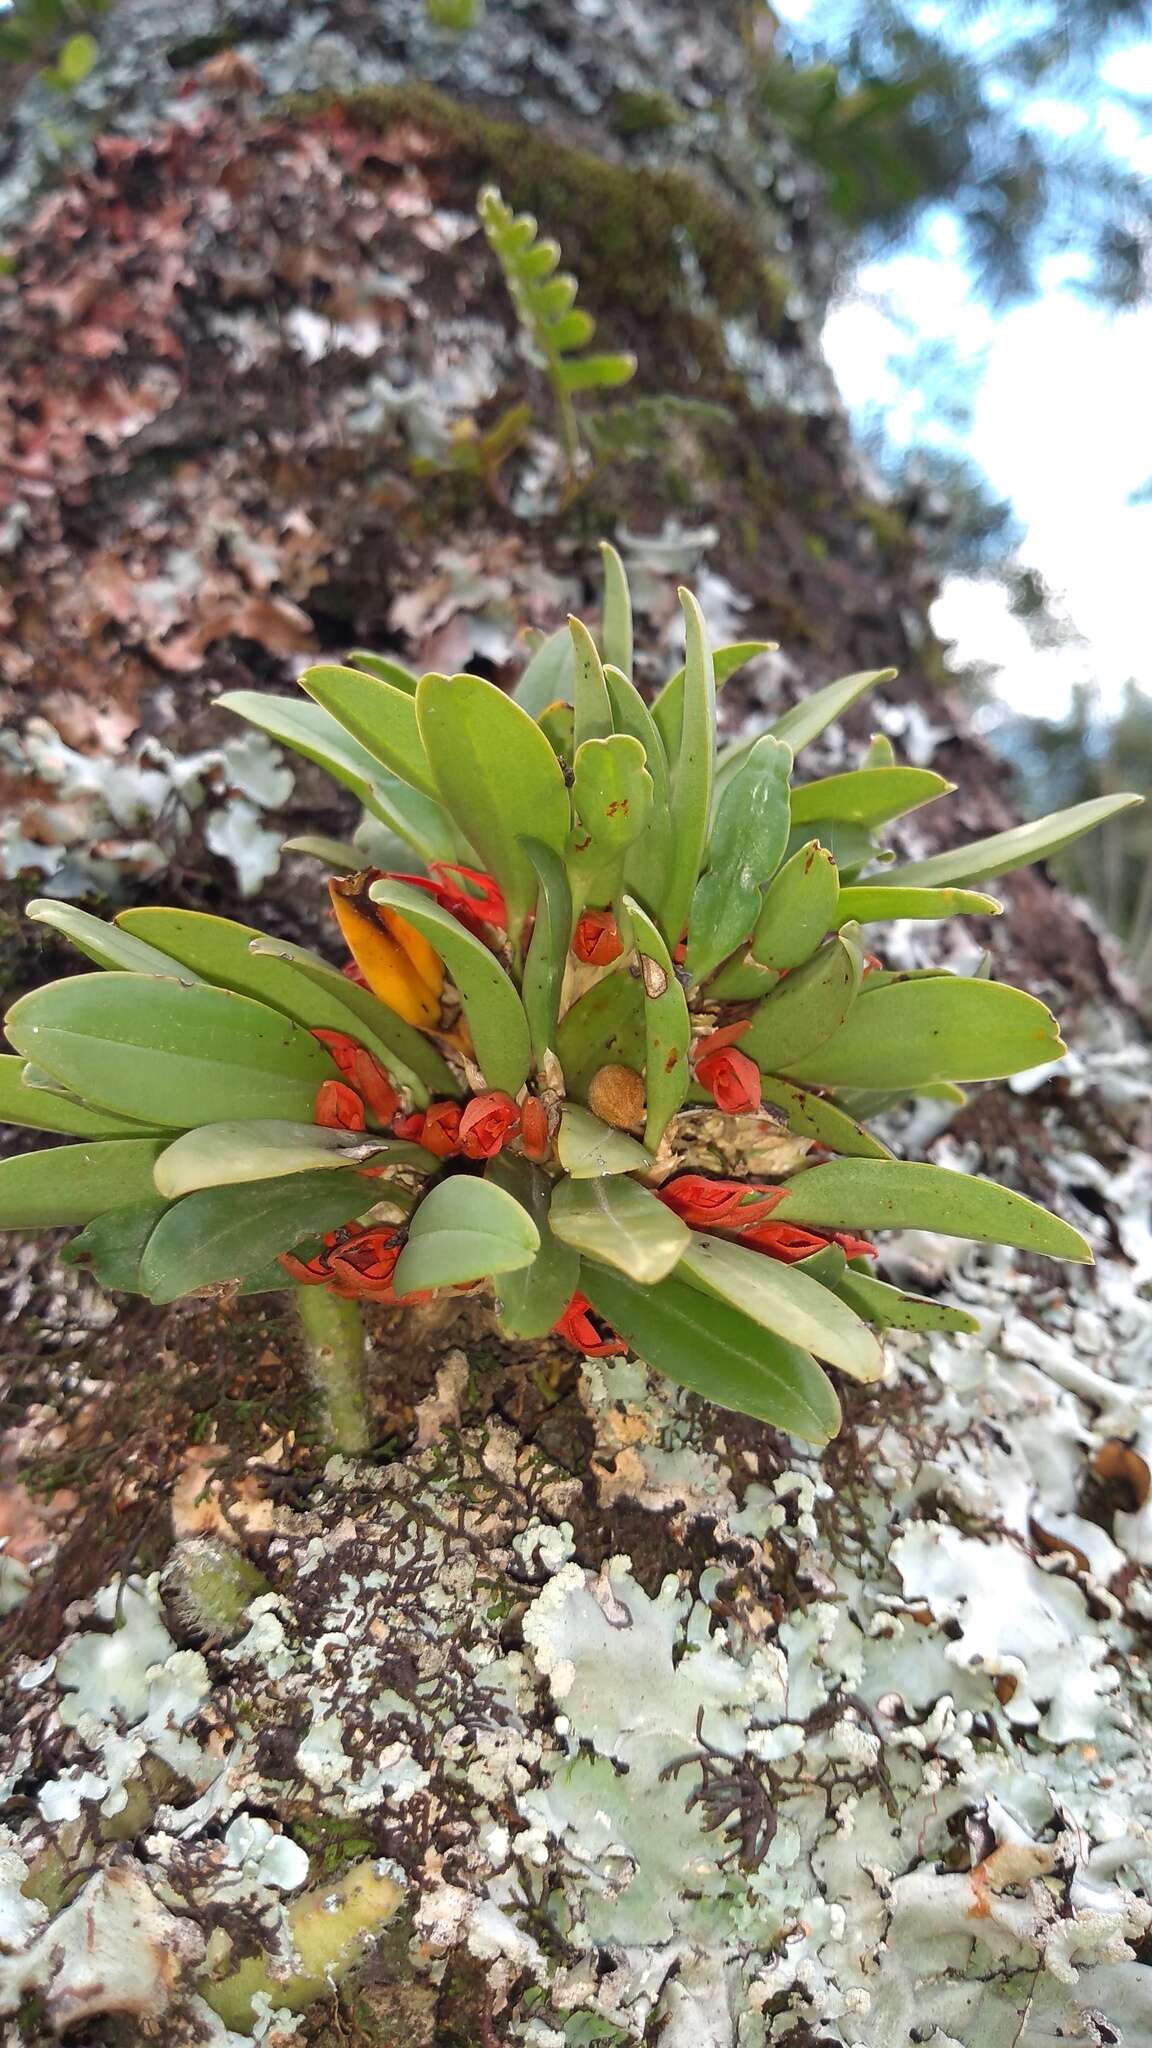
<box><xmin>292</xmin><ymin>1289</ymin><xmax>372</xmax><ymax>1455</ymax></box>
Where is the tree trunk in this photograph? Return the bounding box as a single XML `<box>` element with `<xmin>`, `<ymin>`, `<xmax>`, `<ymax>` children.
<box><xmin>2</xmin><ymin>8</ymin><xmax>1150</xmax><ymax>2046</ymax></box>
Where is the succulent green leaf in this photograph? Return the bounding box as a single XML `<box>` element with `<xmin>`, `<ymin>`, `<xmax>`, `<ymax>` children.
<box><xmin>345</xmin><ymin>650</ymin><xmax>419</xmax><ymax>693</ymax></box>
<box><xmin>782</xmin><ymin>976</ymin><xmax>1065</xmax><ymax>1088</ymax></box>
<box><xmin>217</xmin><ymin>692</ymin><xmax>458</xmax><ymax>862</ymax></box>
<box><xmin>598</xmin><ymin>540</ymin><xmax>633</xmax><ymax>675</ymax></box>
<box><xmin>602</xmin><ymin>664</ymin><xmax>673</xmax><ymax>912</ymax></box>
<box><xmin>300</xmin><ymin>664</ymin><xmax>438</xmax><ymax>797</ymax></box>
<box><xmin>651</xmin><ymin>641</ymin><xmax>775</xmax><ymax>759</ymax></box>
<box><xmin>5</xmin><ymin>975</ymin><xmax>336</xmax><ymax>1127</ymax></box>
<box><xmin>660</xmin><ymin>588</ymin><xmax>716</xmax><ymax>947</ymax></box>
<box><xmin>0</xmin><ymin>1055</ymin><xmax>167</xmax><ymax>1137</ymax></box>
<box><xmin>115</xmin><ymin>908</ymin><xmax>436</xmax><ymax>1104</ymax></box>
<box><xmin>703</xmin><ymin>952</ymin><xmax>780</xmax><ymax>1002</ymax></box>
<box><xmin>369</xmin><ymin>878</ymin><xmax>532</xmax><ymax>1095</ymax></box>
<box><xmin>553</xmin><ymin>353</ymin><xmax>636</xmax><ymax>393</ymax></box>
<box><xmin>774</xmin><ymin>1157</ymin><xmax>1091</xmax><ymax>1262</ymax></box>
<box><xmin>556</xmin><ymin>1105</ymin><xmax>653</xmax><ymax>1178</ymax></box>
<box><xmin>279</xmin><ymin>835</ymin><xmax>364</xmax><ymax>870</ymax></box>
<box><xmin>486</xmin><ymin>1156</ymin><xmax>580</xmax><ymax>1339</ymax></box>
<box><xmin>768</xmin><ymin>667</ymin><xmax>897</xmax><ymax>753</ymax></box>
<box><xmin>61</xmin><ymin>1200</ymin><xmax>170</xmax><ymax>1295</ymax></box>
<box><xmin>569</xmin><ymin>735</ymin><xmax>654</xmax><ymax>902</ymax></box>
<box><xmin>0</xmin><ymin>1139</ymin><xmax>168</xmax><ymax>1229</ymax></box>
<box><xmin>569</xmin><ymin>615</ymin><xmax>613</xmax><ymax>749</ymax></box>
<box><xmin>246</xmin><ymin>937</ymin><xmax>459</xmax><ymax>1102</ymax></box>
<box><xmin>153</xmin><ymin>1121</ymin><xmax>433</xmax><ymax>1199</ymax></box>
<box><xmin>514</xmin><ymin>627</ymin><xmax>575</xmax><ymax>716</ymax></box>
<box><xmin>392</xmin><ymin>1176</ymin><xmax>539</xmax><ymax>1296</ymax></box>
<box><xmin>416</xmin><ymin>671</ymin><xmax>571</xmax><ymax>939</ymax></box>
<box><xmin>579</xmin><ymin>1263</ymin><xmax>841</xmax><ymax>1441</ymax></box>
<box><xmin>741</xmin><ymin>928</ymin><xmax>863</xmax><ymax>1073</ymax></box>
<box><xmin>625</xmin><ymin>896</ymin><xmax>691</xmax><ymax>1149</ymax></box>
<box><xmin>140</xmin><ymin>1172</ymin><xmax>372</xmax><ymax>1304</ymax></box>
<box><xmin>750</xmin><ymin>839</ymin><xmax>839</xmax><ymax>970</ymax></box>
<box><xmin>554</xmin><ymin>967</ymin><xmax>645</xmax><ymax>1099</ymax></box>
<box><xmin>882</xmin><ymin>792</ymin><xmax>1144</xmax><ymax>890</ymax></box>
<box><xmin>684</xmin><ymin>734</ymin><xmax>792</xmax><ymax>983</ymax></box>
<box><xmin>680</xmin><ymin>1232</ymin><xmax>882</xmax><ymax>1381</ymax></box>
<box><xmin>789</xmin><ymin>766</ymin><xmax>952</xmax><ymax>828</ymax></box>
<box><xmin>551</xmin><ymin>1176</ymin><xmax>689</xmax><ymax>1285</ymax></box>
<box><xmin>520</xmin><ymin>837</ymin><xmax>572</xmax><ymax>1064</ymax></box>
<box><xmin>757</xmin><ymin>1074</ymin><xmax>892</xmax><ymax>1159</ymax></box>
<box><xmin>25</xmin><ymin>900</ymin><xmax>201</xmax><ymax>979</ymax></box>
<box><xmin>833</xmin><ymin>885</ymin><xmax>1002</xmax><ymax>925</ymax></box>
<box><xmin>828</xmin><ymin>1264</ymin><xmax>979</xmax><ymax>1334</ymax></box>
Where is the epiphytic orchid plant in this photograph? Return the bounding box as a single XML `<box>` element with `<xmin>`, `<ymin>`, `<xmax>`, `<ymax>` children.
<box><xmin>0</xmin><ymin>545</ymin><xmax>1140</xmax><ymax>1452</ymax></box>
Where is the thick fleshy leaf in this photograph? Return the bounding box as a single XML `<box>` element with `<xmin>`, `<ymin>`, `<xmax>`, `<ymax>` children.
<box><xmin>5</xmin><ymin>975</ymin><xmax>336</xmax><ymax>1127</ymax></box>
<box><xmin>659</xmin><ymin>589</ymin><xmax>715</xmax><ymax>948</ymax></box>
<box><xmin>833</xmin><ymin>886</ymin><xmax>1002</xmax><ymax>925</ymax></box>
<box><xmin>514</xmin><ymin>627</ymin><xmax>575</xmax><ymax>716</ymax></box>
<box><xmin>782</xmin><ymin>977</ymin><xmax>1064</xmax><ymax>1088</ymax></box>
<box><xmin>757</xmin><ymin>1074</ymin><xmax>892</xmax><ymax>1159</ymax></box>
<box><xmin>280</xmin><ymin>835</ymin><xmax>364</xmax><ymax>870</ymax></box>
<box><xmin>116</xmin><ymin>908</ymin><xmax>433</xmax><ymax>1100</ymax></box>
<box><xmin>0</xmin><ymin>1055</ymin><xmax>168</xmax><ymax>1137</ymax></box>
<box><xmin>741</xmin><ymin>929</ymin><xmax>863</xmax><ymax>1073</ymax></box>
<box><xmin>139</xmin><ymin>1172</ymin><xmax>372</xmax><ymax>1304</ymax></box>
<box><xmin>553</xmin><ymin>352</ymin><xmax>635</xmax><ymax>393</ymax></box>
<box><xmin>218</xmin><ymin>692</ymin><xmax>458</xmax><ymax>861</ymax></box>
<box><xmin>651</xmin><ymin>641</ymin><xmax>775</xmax><ymax>758</ymax></box>
<box><xmin>829</xmin><ymin>1265</ymin><xmax>979</xmax><ymax>1335</ymax></box>
<box><xmin>551</xmin><ymin>1176</ymin><xmax>689</xmax><ymax>1286</ymax></box>
<box><xmin>247</xmin><ymin>937</ymin><xmax>458</xmax><ymax>1102</ymax></box>
<box><xmin>0</xmin><ymin>1138</ymin><xmax>168</xmax><ymax>1228</ymax></box>
<box><xmin>392</xmin><ymin>1176</ymin><xmax>539</xmax><ymax>1296</ymax></box>
<box><xmin>569</xmin><ymin>735</ymin><xmax>654</xmax><ymax>903</ymax></box>
<box><xmin>61</xmin><ymin>1199</ymin><xmax>170</xmax><ymax>1294</ymax></box>
<box><xmin>416</xmin><ymin>671</ymin><xmax>571</xmax><ymax>938</ymax></box>
<box><xmin>570</xmin><ymin>615</ymin><xmax>613</xmax><ymax>749</ymax></box>
<box><xmin>580</xmin><ymin>1263</ymin><xmax>841</xmax><ymax>1441</ymax></box>
<box><xmin>883</xmin><ymin>793</ymin><xmax>1144</xmax><ymax>890</ymax></box>
<box><xmin>679</xmin><ymin>1233</ymin><xmax>882</xmax><ymax>1381</ymax></box>
<box><xmin>556</xmin><ymin>1105</ymin><xmax>653</xmax><ymax>1178</ymax></box>
<box><xmin>703</xmin><ymin>951</ymin><xmax>780</xmax><ymax>1002</ymax></box>
<box><xmin>768</xmin><ymin>667</ymin><xmax>896</xmax><ymax>754</ymax></box>
<box><xmin>750</xmin><ymin>840</ymin><xmax>839</xmax><ymax>971</ymax></box>
<box><xmin>684</xmin><ymin>734</ymin><xmax>792</xmax><ymax>983</ymax></box>
<box><xmin>300</xmin><ymin>664</ymin><xmax>438</xmax><ymax>797</ymax></box>
<box><xmin>153</xmin><ymin>1121</ymin><xmax>434</xmax><ymax>1199</ymax></box>
<box><xmin>554</xmin><ymin>968</ymin><xmax>644</xmax><ymax>1099</ymax></box>
<box><xmin>625</xmin><ymin>897</ymin><xmax>690</xmax><ymax>1149</ymax></box>
<box><xmin>520</xmin><ymin>838</ymin><xmax>571</xmax><ymax>1064</ymax></box>
<box><xmin>486</xmin><ymin>1156</ymin><xmax>580</xmax><ymax>1339</ymax></box>
<box><xmin>25</xmin><ymin>900</ymin><xmax>200</xmax><ymax>979</ymax></box>
<box><xmin>602</xmin><ymin>663</ymin><xmax>673</xmax><ymax>912</ymax></box>
<box><xmin>598</xmin><ymin>540</ymin><xmax>633</xmax><ymax>676</ymax></box>
<box><xmin>345</xmin><ymin>650</ymin><xmax>419</xmax><ymax>693</ymax></box>
<box><xmin>772</xmin><ymin>1158</ymin><xmax>1092</xmax><ymax>1261</ymax></box>
<box><xmin>790</xmin><ymin>767</ymin><xmax>951</xmax><ymax>828</ymax></box>
<box><xmin>369</xmin><ymin>878</ymin><xmax>532</xmax><ymax>1095</ymax></box>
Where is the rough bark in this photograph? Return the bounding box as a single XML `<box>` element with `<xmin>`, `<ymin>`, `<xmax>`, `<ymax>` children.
<box><xmin>1</xmin><ymin>7</ymin><xmax>1150</xmax><ymax>2046</ymax></box>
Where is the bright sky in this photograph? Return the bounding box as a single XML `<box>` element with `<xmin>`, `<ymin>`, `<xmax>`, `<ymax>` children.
<box><xmin>776</xmin><ymin>0</ymin><xmax>1152</xmax><ymax>719</ymax></box>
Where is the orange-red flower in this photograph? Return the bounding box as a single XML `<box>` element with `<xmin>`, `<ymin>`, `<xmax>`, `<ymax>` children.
<box><xmin>329</xmin><ymin>872</ymin><xmax>444</xmax><ymax>1027</ymax></box>
<box><xmin>692</xmin><ymin>1024</ymin><xmax>762</xmax><ymax>1115</ymax></box>
<box><xmin>418</xmin><ymin>1101</ymin><xmax>464</xmax><ymax>1158</ymax></box>
<box><xmin>657</xmin><ymin>1175</ymin><xmax>785</xmax><ymax>1232</ymax></box>
<box><xmin>380</xmin><ymin>862</ymin><xmax>508</xmax><ymax>943</ymax></box>
<box><xmin>311</xmin><ymin>1029</ymin><xmax>399</xmax><ymax>1124</ymax></box>
<box><xmin>572</xmin><ymin>909</ymin><xmax>624</xmax><ymax>966</ymax></box>
<box><xmin>314</xmin><ymin>1079</ymin><xmax>366</xmax><ymax>1132</ymax></box>
<box><xmin>458</xmin><ymin>1090</ymin><xmax>521</xmax><ymax>1160</ymax></box>
<box><xmin>280</xmin><ymin>1225</ymin><xmax>432</xmax><ymax>1304</ymax></box>
<box><xmin>519</xmin><ymin>1096</ymin><xmax>551</xmax><ymax>1162</ymax></box>
<box><xmin>552</xmin><ymin>1291</ymin><xmax>627</xmax><ymax>1357</ymax></box>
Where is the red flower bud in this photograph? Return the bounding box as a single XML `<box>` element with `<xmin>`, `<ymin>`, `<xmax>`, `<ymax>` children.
<box><xmin>458</xmin><ymin>1090</ymin><xmax>521</xmax><ymax>1160</ymax></box>
<box><xmin>551</xmin><ymin>1290</ymin><xmax>627</xmax><ymax>1357</ymax></box>
<box><xmin>519</xmin><ymin>1096</ymin><xmax>551</xmax><ymax>1162</ymax></box>
<box><xmin>572</xmin><ymin>909</ymin><xmax>624</xmax><ymax>966</ymax></box>
<box><xmin>419</xmin><ymin>1100</ymin><xmax>464</xmax><ymax>1158</ymax></box>
<box><xmin>314</xmin><ymin>1079</ymin><xmax>366</xmax><ymax>1131</ymax></box>
<box><xmin>392</xmin><ymin>1110</ymin><xmax>426</xmax><ymax>1142</ymax></box>
<box><xmin>694</xmin><ymin>1045</ymin><xmax>762</xmax><ymax>1115</ymax></box>
<box><xmin>312</xmin><ymin>1029</ymin><xmax>399</xmax><ymax>1124</ymax></box>
<box><xmin>656</xmin><ymin>1175</ymin><xmax>785</xmax><ymax>1232</ymax></box>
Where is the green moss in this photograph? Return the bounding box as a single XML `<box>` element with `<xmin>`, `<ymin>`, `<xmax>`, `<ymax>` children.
<box><xmin>609</xmin><ymin>89</ymin><xmax>683</xmax><ymax>137</ymax></box>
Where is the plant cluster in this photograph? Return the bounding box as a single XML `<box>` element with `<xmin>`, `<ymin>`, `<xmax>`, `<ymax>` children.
<box><xmin>0</xmin><ymin>546</ymin><xmax>1139</xmax><ymax>1446</ymax></box>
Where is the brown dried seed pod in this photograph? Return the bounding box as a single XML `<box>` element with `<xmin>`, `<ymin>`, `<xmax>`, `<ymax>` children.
<box><xmin>587</xmin><ymin>1063</ymin><xmax>646</xmax><ymax>1130</ymax></box>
